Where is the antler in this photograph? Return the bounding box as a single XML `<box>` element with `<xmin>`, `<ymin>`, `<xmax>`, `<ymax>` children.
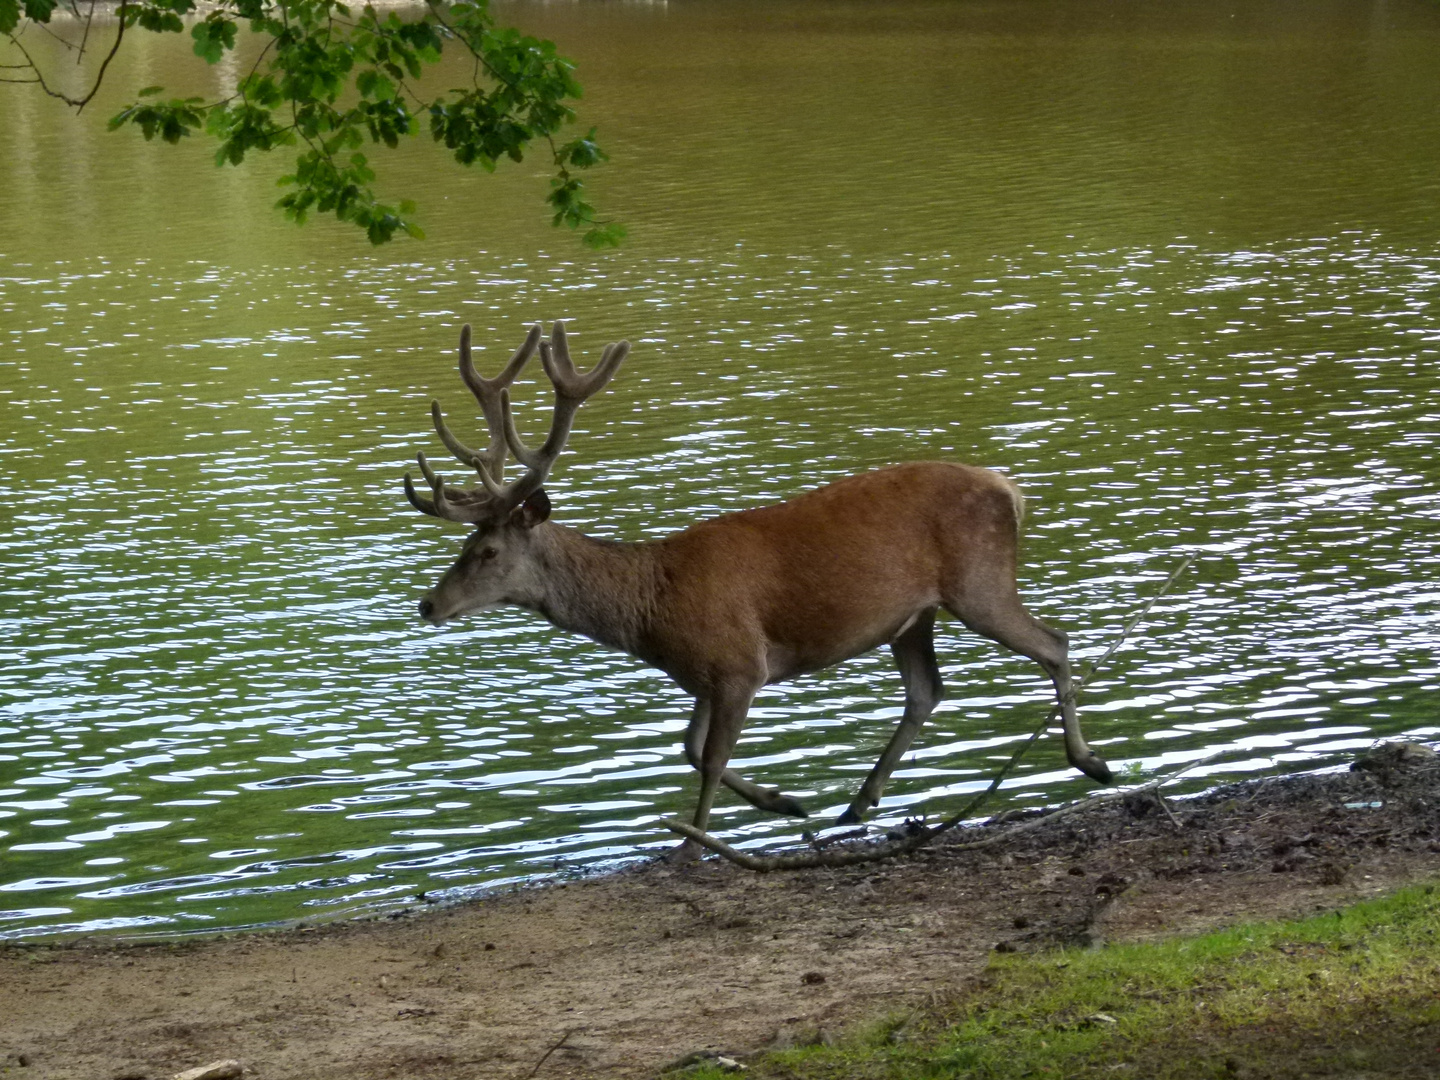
<box><xmin>491</xmin><ymin>321</ymin><xmax>630</xmax><ymax>504</ymax></box>
<box><xmin>405</xmin><ymin>321</ymin><xmax>629</xmax><ymax>523</ymax></box>
<box><xmin>430</xmin><ymin>321</ymin><xmax>539</xmax><ymax>480</ymax></box>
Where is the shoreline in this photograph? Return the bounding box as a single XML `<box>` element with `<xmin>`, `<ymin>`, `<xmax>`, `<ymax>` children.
<box><xmin>3</xmin><ymin>745</ymin><xmax>1436</xmax><ymax>1079</ymax></box>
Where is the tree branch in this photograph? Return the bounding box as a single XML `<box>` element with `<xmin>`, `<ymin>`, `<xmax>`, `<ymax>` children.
<box><xmin>10</xmin><ymin>0</ymin><xmax>615</xmax><ymax>245</ymax></box>
<box><xmin>34</xmin><ymin>18</ymin><xmax>82</xmax><ymax>51</ymax></box>
<box><xmin>7</xmin><ymin>0</ymin><xmax>129</xmax><ymax>110</ymax></box>
<box><xmin>76</xmin><ymin>0</ymin><xmax>97</xmax><ymax>65</ymax></box>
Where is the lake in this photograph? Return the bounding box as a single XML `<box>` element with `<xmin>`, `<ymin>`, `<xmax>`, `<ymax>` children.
<box><xmin>1</xmin><ymin>0</ymin><xmax>1438</xmax><ymax>939</ymax></box>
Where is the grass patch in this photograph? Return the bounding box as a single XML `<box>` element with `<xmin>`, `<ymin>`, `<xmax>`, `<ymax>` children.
<box><xmin>690</xmin><ymin>883</ymin><xmax>1440</xmax><ymax>1079</ymax></box>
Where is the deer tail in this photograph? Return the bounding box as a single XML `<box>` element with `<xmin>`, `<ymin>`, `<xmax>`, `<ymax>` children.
<box><xmin>1005</xmin><ymin>475</ymin><xmax>1026</xmax><ymax>535</ymax></box>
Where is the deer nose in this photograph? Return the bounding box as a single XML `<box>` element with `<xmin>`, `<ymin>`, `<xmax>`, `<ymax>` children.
<box><xmin>418</xmin><ymin>598</ymin><xmax>435</xmax><ymax>622</ymax></box>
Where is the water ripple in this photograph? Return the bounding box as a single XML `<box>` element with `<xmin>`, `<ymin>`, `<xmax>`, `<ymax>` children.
<box><xmin>4</xmin><ymin>0</ymin><xmax>1440</xmax><ymax>937</ymax></box>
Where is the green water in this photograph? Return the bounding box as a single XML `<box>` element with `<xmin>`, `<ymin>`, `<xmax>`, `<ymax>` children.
<box><xmin>1</xmin><ymin>0</ymin><xmax>1437</xmax><ymax>939</ymax></box>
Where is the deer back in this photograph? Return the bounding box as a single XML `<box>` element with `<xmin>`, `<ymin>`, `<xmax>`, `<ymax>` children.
<box><xmin>641</xmin><ymin>462</ymin><xmax>1023</xmax><ymax>686</ymax></box>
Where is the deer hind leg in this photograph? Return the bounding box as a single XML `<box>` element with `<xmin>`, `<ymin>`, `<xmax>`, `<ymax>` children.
<box><xmin>837</xmin><ymin>608</ymin><xmax>943</xmax><ymax>825</ymax></box>
<box><xmin>942</xmin><ymin>584</ymin><xmax>1112</xmax><ymax>785</ymax></box>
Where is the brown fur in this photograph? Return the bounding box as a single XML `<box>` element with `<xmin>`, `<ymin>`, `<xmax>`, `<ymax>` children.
<box><xmin>421</xmin><ymin>461</ymin><xmax>1112</xmax><ymax>860</ymax></box>
<box><xmin>411</xmin><ymin>324</ymin><xmax>1108</xmax><ymax>858</ymax></box>
<box><xmin>638</xmin><ymin>463</ymin><xmax>1015</xmax><ymax>686</ymax></box>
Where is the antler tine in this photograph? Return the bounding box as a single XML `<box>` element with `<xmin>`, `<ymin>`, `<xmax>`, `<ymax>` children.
<box><xmin>444</xmin><ymin>322</ymin><xmax>542</xmax><ymax>479</ymax></box>
<box><xmin>402</xmin><ymin>471</ymin><xmax>439</xmax><ymax>518</ymax></box>
<box><xmin>539</xmin><ymin>322</ymin><xmax>631</xmax><ymax>401</ymax></box>
<box><xmin>403</xmin><ymin>453</ymin><xmax>450</xmax><ymax>520</ymax></box>
<box><xmin>499</xmin><ymin>388</ymin><xmax>546</xmax><ymax>472</ymax></box>
<box><xmin>417</xmin><ymin>452</ymin><xmax>459</xmax><ymax>520</ymax></box>
<box><xmin>503</xmin><ymin>330</ymin><xmax>631</xmax><ymax>476</ymax></box>
<box><xmin>405</xmin><ymin>452</ymin><xmax>498</xmax><ymax>524</ymax></box>
<box><xmin>430</xmin><ymin>399</ymin><xmax>483</xmax><ymax>468</ymax></box>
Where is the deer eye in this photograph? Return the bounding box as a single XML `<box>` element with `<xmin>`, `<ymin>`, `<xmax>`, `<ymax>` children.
<box><xmin>479</xmin><ymin>547</ymin><xmax>498</xmax><ymax>562</ymax></box>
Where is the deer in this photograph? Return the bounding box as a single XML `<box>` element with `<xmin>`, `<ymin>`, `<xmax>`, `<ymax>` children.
<box><xmin>405</xmin><ymin>322</ymin><xmax>1114</xmax><ymax>863</ymax></box>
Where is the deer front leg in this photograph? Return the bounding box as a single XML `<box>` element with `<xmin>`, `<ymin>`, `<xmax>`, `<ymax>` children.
<box><xmin>838</xmin><ymin>609</ymin><xmax>943</xmax><ymax>825</ymax></box>
<box><xmin>682</xmin><ymin>700</ymin><xmax>809</xmax><ymax>817</ymax></box>
<box><xmin>667</xmin><ymin>683</ymin><xmax>770</xmax><ymax>863</ymax></box>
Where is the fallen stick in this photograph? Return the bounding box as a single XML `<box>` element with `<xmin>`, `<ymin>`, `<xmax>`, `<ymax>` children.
<box><xmin>663</xmin><ymin>747</ymin><xmax>1228</xmax><ymax>872</ymax></box>
<box><xmin>664</xmin><ymin>551</ymin><xmax>1201</xmax><ymax>871</ymax></box>
<box><xmin>526</xmin><ymin>1027</ymin><xmax>582</xmax><ymax>1079</ymax></box>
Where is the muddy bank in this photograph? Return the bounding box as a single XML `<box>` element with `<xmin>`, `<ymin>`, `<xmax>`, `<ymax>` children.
<box><xmin>2</xmin><ymin>747</ymin><xmax>1437</xmax><ymax>1080</ymax></box>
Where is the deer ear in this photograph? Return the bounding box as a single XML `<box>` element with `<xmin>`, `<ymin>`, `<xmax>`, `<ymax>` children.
<box><xmin>511</xmin><ymin>488</ymin><xmax>551</xmax><ymax>529</ymax></box>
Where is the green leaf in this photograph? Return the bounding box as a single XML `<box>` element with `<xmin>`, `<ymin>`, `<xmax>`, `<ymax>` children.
<box><xmin>130</xmin><ymin>4</ymin><xmax>185</xmax><ymax>33</ymax></box>
<box><xmin>0</xmin><ymin>0</ymin><xmax>22</xmax><ymax>34</ymax></box>
<box><xmin>137</xmin><ymin>85</ymin><xmax>165</xmax><ymax>98</ymax></box>
<box><xmin>238</xmin><ymin>73</ymin><xmax>283</xmax><ymax>109</ymax></box>
<box><xmin>560</xmin><ymin>128</ymin><xmax>607</xmax><ymax>169</ymax></box>
<box><xmin>191</xmin><ymin>17</ymin><xmax>237</xmax><ymax>64</ymax></box>
<box><xmin>108</xmin><ymin>97</ymin><xmax>206</xmax><ymax>144</ymax></box>
<box><xmin>356</xmin><ymin>69</ymin><xmax>395</xmax><ymax>102</ymax></box>
<box><xmin>20</xmin><ymin>0</ymin><xmax>55</xmax><ymax>25</ymax></box>
<box><xmin>582</xmin><ymin>222</ymin><xmax>626</xmax><ymax>250</ymax></box>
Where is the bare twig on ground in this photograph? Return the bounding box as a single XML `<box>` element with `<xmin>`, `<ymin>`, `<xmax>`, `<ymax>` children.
<box><xmin>665</xmin><ymin>748</ymin><xmax>1230</xmax><ymax>872</ymax></box>
<box><xmin>1155</xmin><ymin>792</ymin><xmax>1183</xmax><ymax>829</ymax></box>
<box><xmin>526</xmin><ymin>1027</ymin><xmax>582</xmax><ymax>1078</ymax></box>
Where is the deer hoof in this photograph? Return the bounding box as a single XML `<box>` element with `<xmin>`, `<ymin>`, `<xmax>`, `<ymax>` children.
<box><xmin>1073</xmin><ymin>752</ymin><xmax>1114</xmax><ymax>785</ymax></box>
<box><xmin>664</xmin><ymin>838</ymin><xmax>706</xmax><ymax>865</ymax></box>
<box><xmin>771</xmin><ymin>792</ymin><xmax>810</xmax><ymax>818</ymax></box>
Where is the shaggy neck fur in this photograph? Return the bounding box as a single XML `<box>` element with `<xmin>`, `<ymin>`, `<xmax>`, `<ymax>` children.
<box><xmin>516</xmin><ymin>523</ymin><xmax>659</xmax><ymax>656</ymax></box>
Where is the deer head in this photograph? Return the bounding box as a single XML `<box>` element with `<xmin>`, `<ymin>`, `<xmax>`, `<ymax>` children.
<box><xmin>406</xmin><ymin>321</ymin><xmax>629</xmax><ymax>623</ymax></box>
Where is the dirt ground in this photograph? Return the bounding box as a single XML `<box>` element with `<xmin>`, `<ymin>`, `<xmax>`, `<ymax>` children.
<box><xmin>2</xmin><ymin>744</ymin><xmax>1438</xmax><ymax>1080</ymax></box>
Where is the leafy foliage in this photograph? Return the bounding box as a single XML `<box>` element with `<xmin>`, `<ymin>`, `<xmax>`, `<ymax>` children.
<box><xmin>2</xmin><ymin>0</ymin><xmax>622</xmax><ymax>246</ymax></box>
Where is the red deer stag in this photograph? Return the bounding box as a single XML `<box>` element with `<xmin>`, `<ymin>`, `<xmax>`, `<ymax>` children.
<box><xmin>406</xmin><ymin>322</ymin><xmax>1113</xmax><ymax>862</ymax></box>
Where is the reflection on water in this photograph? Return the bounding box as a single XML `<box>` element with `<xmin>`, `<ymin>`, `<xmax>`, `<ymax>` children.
<box><xmin>1</xmin><ymin>0</ymin><xmax>1438</xmax><ymax>939</ymax></box>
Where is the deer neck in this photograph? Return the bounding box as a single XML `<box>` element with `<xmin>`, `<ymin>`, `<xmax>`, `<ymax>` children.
<box><xmin>516</xmin><ymin>522</ymin><xmax>657</xmax><ymax>655</ymax></box>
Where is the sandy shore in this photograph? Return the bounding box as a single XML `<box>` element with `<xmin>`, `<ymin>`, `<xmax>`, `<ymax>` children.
<box><xmin>3</xmin><ymin>750</ymin><xmax>1437</xmax><ymax>1079</ymax></box>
